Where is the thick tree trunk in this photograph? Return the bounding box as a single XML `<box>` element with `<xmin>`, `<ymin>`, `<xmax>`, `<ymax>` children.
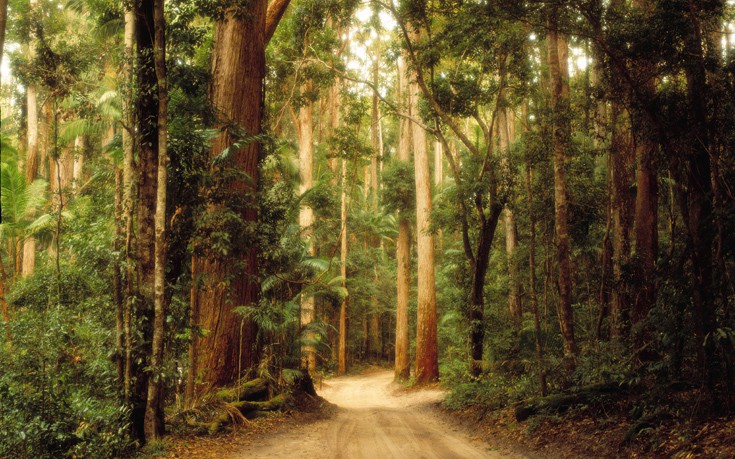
<box><xmin>298</xmin><ymin>82</ymin><xmax>316</xmax><ymax>373</ymax></box>
<box><xmin>683</xmin><ymin>4</ymin><xmax>717</xmax><ymax>391</ymax></box>
<box><xmin>410</xmin><ymin>53</ymin><xmax>438</xmax><ymax>384</ymax></box>
<box><xmin>144</xmin><ymin>0</ymin><xmax>168</xmax><ymax>441</ymax></box>
<box><xmin>394</xmin><ymin>57</ymin><xmax>411</xmax><ymax>380</ymax></box>
<box><xmin>131</xmin><ymin>0</ymin><xmax>159</xmax><ymax>443</ymax></box>
<box><xmin>548</xmin><ymin>15</ymin><xmax>577</xmax><ymax>360</ymax></box>
<box><xmin>192</xmin><ymin>0</ymin><xmax>266</xmax><ymax>388</ymax></box>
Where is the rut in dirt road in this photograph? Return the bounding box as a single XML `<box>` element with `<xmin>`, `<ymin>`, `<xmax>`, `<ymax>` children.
<box><xmin>232</xmin><ymin>370</ymin><xmax>526</xmax><ymax>459</ymax></box>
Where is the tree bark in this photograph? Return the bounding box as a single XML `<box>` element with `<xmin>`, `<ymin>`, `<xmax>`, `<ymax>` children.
<box><xmin>499</xmin><ymin>107</ymin><xmax>522</xmax><ymax>324</ymax></box>
<box><xmin>131</xmin><ymin>0</ymin><xmax>159</xmax><ymax>443</ymax></box>
<box><xmin>394</xmin><ymin>57</ymin><xmax>411</xmax><ymax>380</ymax></box>
<box><xmin>122</xmin><ymin>5</ymin><xmax>136</xmax><ymax>406</ymax></box>
<box><xmin>526</xmin><ymin>165</ymin><xmax>547</xmax><ymax>395</ymax></box>
<box><xmin>338</xmin><ymin>158</ymin><xmax>348</xmax><ymax>375</ymax></box>
<box><xmin>298</xmin><ymin>82</ymin><xmax>316</xmax><ymax>373</ymax></box>
<box><xmin>609</xmin><ymin>104</ymin><xmax>634</xmax><ymax>338</ymax></box>
<box><xmin>22</xmin><ymin>2</ymin><xmax>39</xmax><ymax>278</ymax></box>
<box><xmin>0</xmin><ymin>0</ymin><xmax>7</xmax><ymax>71</ymax></box>
<box><xmin>410</xmin><ymin>44</ymin><xmax>438</xmax><ymax>383</ymax></box>
<box><xmin>192</xmin><ymin>0</ymin><xmax>267</xmax><ymax>388</ymax></box>
<box><xmin>682</xmin><ymin>1</ymin><xmax>717</xmax><ymax>391</ymax></box>
<box><xmin>548</xmin><ymin>13</ymin><xmax>577</xmax><ymax>360</ymax></box>
<box><xmin>144</xmin><ymin>0</ymin><xmax>168</xmax><ymax>441</ymax></box>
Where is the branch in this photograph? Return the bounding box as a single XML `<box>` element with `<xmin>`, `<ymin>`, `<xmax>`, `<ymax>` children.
<box><xmin>304</xmin><ymin>56</ymin><xmax>434</xmax><ymax>133</ymax></box>
<box><xmin>265</xmin><ymin>0</ymin><xmax>291</xmax><ymax>45</ymax></box>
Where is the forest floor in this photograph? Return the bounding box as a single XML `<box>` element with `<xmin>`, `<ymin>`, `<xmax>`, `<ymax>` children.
<box><xmin>449</xmin><ymin>389</ymin><xmax>735</xmax><ymax>459</ymax></box>
<box><xmin>163</xmin><ymin>368</ymin><xmax>735</xmax><ymax>458</ymax></box>
<box><xmin>164</xmin><ymin>368</ymin><xmax>528</xmax><ymax>458</ymax></box>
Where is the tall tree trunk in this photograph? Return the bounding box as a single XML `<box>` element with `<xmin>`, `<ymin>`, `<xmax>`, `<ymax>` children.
<box><xmin>0</xmin><ymin>0</ymin><xmax>7</xmax><ymax>70</ymax></box>
<box><xmin>338</xmin><ymin>158</ymin><xmax>349</xmax><ymax>375</ymax></box>
<box><xmin>410</xmin><ymin>47</ymin><xmax>438</xmax><ymax>384</ymax></box>
<box><xmin>122</xmin><ymin>5</ymin><xmax>136</xmax><ymax>406</ymax></box>
<box><xmin>682</xmin><ymin>2</ymin><xmax>717</xmax><ymax>391</ymax></box>
<box><xmin>548</xmin><ymin>13</ymin><xmax>577</xmax><ymax>360</ymax></box>
<box><xmin>298</xmin><ymin>82</ymin><xmax>316</xmax><ymax>374</ymax></box>
<box><xmin>609</xmin><ymin>104</ymin><xmax>634</xmax><ymax>338</ymax></box>
<box><xmin>192</xmin><ymin>0</ymin><xmax>266</xmax><ymax>388</ymax></box>
<box><xmin>526</xmin><ymin>165</ymin><xmax>547</xmax><ymax>395</ymax></box>
<box><xmin>499</xmin><ymin>107</ymin><xmax>522</xmax><ymax>323</ymax></box>
<box><xmin>22</xmin><ymin>0</ymin><xmax>39</xmax><ymax>278</ymax></box>
<box><xmin>185</xmin><ymin>258</ymin><xmax>198</xmax><ymax>408</ymax></box>
<box><xmin>144</xmin><ymin>0</ymin><xmax>168</xmax><ymax>441</ymax></box>
<box><xmin>130</xmin><ymin>0</ymin><xmax>159</xmax><ymax>443</ymax></box>
<box><xmin>394</xmin><ymin>57</ymin><xmax>411</xmax><ymax>381</ymax></box>
<box><xmin>368</xmin><ymin>51</ymin><xmax>380</xmax><ymax>360</ymax></box>
<box><xmin>113</xmin><ymin>156</ymin><xmax>125</xmax><ymax>388</ymax></box>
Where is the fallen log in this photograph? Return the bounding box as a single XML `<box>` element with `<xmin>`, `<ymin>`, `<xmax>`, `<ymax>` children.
<box><xmin>215</xmin><ymin>377</ymin><xmax>269</xmax><ymax>402</ymax></box>
<box><xmin>515</xmin><ymin>382</ymin><xmax>623</xmax><ymax>422</ymax></box>
<box><xmin>209</xmin><ymin>393</ymin><xmax>291</xmax><ymax>433</ymax></box>
<box><xmin>622</xmin><ymin>411</ymin><xmax>673</xmax><ymax>445</ymax></box>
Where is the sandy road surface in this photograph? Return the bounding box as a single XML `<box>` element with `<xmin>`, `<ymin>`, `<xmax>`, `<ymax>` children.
<box><xmin>231</xmin><ymin>370</ymin><xmax>525</xmax><ymax>459</ymax></box>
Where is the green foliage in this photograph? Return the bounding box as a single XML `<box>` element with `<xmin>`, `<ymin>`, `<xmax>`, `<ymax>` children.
<box><xmin>0</xmin><ymin>264</ymin><xmax>130</xmax><ymax>459</ymax></box>
<box><xmin>381</xmin><ymin>160</ymin><xmax>415</xmax><ymax>214</ymax></box>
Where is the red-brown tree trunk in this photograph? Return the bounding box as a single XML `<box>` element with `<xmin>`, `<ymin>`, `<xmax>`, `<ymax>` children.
<box><xmin>548</xmin><ymin>13</ymin><xmax>577</xmax><ymax>360</ymax></box>
<box><xmin>410</xmin><ymin>45</ymin><xmax>439</xmax><ymax>383</ymax></box>
<box><xmin>192</xmin><ymin>0</ymin><xmax>266</xmax><ymax>388</ymax></box>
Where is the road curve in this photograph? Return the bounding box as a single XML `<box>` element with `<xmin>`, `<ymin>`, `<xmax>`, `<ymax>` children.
<box><xmin>231</xmin><ymin>369</ymin><xmax>525</xmax><ymax>459</ymax></box>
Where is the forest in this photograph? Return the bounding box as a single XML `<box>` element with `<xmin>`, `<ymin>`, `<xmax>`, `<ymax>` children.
<box><xmin>0</xmin><ymin>0</ymin><xmax>734</xmax><ymax>457</ymax></box>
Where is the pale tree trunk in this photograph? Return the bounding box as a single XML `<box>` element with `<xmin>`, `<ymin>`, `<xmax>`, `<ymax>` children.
<box><xmin>110</xmin><ymin>125</ymin><xmax>125</xmax><ymax>387</ymax></box>
<box><xmin>0</xmin><ymin>0</ymin><xmax>7</xmax><ymax>69</ymax></box>
<box><xmin>144</xmin><ymin>0</ymin><xmax>168</xmax><ymax>441</ymax></box>
<box><xmin>548</xmin><ymin>14</ymin><xmax>577</xmax><ymax>360</ymax></box>
<box><xmin>338</xmin><ymin>158</ymin><xmax>349</xmax><ymax>375</ymax></box>
<box><xmin>499</xmin><ymin>107</ymin><xmax>522</xmax><ymax>324</ymax></box>
<box><xmin>410</xmin><ymin>37</ymin><xmax>438</xmax><ymax>383</ymax></box>
<box><xmin>122</xmin><ymin>6</ymin><xmax>136</xmax><ymax>404</ymax></box>
<box><xmin>394</xmin><ymin>57</ymin><xmax>411</xmax><ymax>380</ymax></box>
<box><xmin>327</xmin><ymin>82</ymin><xmax>340</xmax><ymax>177</ymax></box>
<box><xmin>368</xmin><ymin>52</ymin><xmax>380</xmax><ymax>360</ymax></box>
<box><xmin>22</xmin><ymin>0</ymin><xmax>39</xmax><ymax>278</ymax></box>
<box><xmin>72</xmin><ymin>136</ymin><xmax>84</xmax><ymax>194</ymax></box>
<box><xmin>298</xmin><ymin>82</ymin><xmax>316</xmax><ymax>374</ymax></box>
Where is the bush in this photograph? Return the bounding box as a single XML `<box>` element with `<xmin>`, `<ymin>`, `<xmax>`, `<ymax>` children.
<box><xmin>0</xmin><ymin>265</ymin><xmax>131</xmax><ymax>458</ymax></box>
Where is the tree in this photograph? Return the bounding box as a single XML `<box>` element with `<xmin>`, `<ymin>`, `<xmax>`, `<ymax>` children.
<box><xmin>298</xmin><ymin>81</ymin><xmax>316</xmax><ymax>373</ymax></box>
<box><xmin>144</xmin><ymin>0</ymin><xmax>169</xmax><ymax>441</ymax></box>
<box><xmin>547</xmin><ymin>7</ymin><xmax>577</xmax><ymax>361</ymax></box>
<box><xmin>409</xmin><ymin>30</ymin><xmax>439</xmax><ymax>384</ymax></box>
<box><xmin>394</xmin><ymin>56</ymin><xmax>411</xmax><ymax>381</ymax></box>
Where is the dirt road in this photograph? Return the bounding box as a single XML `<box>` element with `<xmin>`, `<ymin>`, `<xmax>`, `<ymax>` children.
<box><xmin>231</xmin><ymin>369</ymin><xmax>525</xmax><ymax>459</ymax></box>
